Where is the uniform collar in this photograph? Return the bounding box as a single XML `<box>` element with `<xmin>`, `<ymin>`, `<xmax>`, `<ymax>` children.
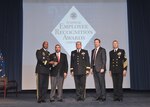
<box><xmin>114</xmin><ymin>48</ymin><xmax>118</xmax><ymax>52</ymax></box>
<box><xmin>77</xmin><ymin>48</ymin><xmax>81</xmax><ymax>53</ymax></box>
<box><xmin>43</xmin><ymin>48</ymin><xmax>47</xmax><ymax>51</ymax></box>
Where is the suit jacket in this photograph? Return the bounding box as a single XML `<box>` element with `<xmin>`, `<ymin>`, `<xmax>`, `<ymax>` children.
<box><xmin>35</xmin><ymin>48</ymin><xmax>51</xmax><ymax>74</ymax></box>
<box><xmin>109</xmin><ymin>48</ymin><xmax>127</xmax><ymax>73</ymax></box>
<box><xmin>70</xmin><ymin>49</ymin><xmax>90</xmax><ymax>75</ymax></box>
<box><xmin>91</xmin><ymin>47</ymin><xmax>107</xmax><ymax>72</ymax></box>
<box><xmin>50</xmin><ymin>52</ymin><xmax>68</xmax><ymax>77</ymax></box>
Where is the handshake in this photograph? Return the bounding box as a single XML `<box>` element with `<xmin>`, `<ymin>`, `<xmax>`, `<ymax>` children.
<box><xmin>49</xmin><ymin>61</ymin><xmax>58</xmax><ymax>67</ymax></box>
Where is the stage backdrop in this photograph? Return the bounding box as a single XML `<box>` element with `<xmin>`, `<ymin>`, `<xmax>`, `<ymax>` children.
<box><xmin>22</xmin><ymin>0</ymin><xmax>130</xmax><ymax>90</ymax></box>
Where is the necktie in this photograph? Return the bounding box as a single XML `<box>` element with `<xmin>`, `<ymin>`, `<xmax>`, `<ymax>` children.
<box><xmin>57</xmin><ymin>54</ymin><xmax>60</xmax><ymax>63</ymax></box>
<box><xmin>93</xmin><ymin>48</ymin><xmax>97</xmax><ymax>65</ymax></box>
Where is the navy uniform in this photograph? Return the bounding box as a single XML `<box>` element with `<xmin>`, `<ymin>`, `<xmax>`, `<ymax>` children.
<box><xmin>70</xmin><ymin>49</ymin><xmax>90</xmax><ymax>101</ymax></box>
<box><xmin>35</xmin><ymin>48</ymin><xmax>51</xmax><ymax>102</ymax></box>
<box><xmin>109</xmin><ymin>48</ymin><xmax>127</xmax><ymax>101</ymax></box>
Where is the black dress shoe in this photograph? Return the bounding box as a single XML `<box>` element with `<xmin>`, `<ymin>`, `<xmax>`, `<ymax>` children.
<box><xmin>113</xmin><ymin>98</ymin><xmax>118</xmax><ymax>101</ymax></box>
<box><xmin>37</xmin><ymin>100</ymin><xmax>41</xmax><ymax>103</ymax></box>
<box><xmin>81</xmin><ymin>98</ymin><xmax>85</xmax><ymax>101</ymax></box>
<box><xmin>115</xmin><ymin>98</ymin><xmax>122</xmax><ymax>102</ymax></box>
<box><xmin>95</xmin><ymin>97</ymin><xmax>101</xmax><ymax>101</ymax></box>
<box><xmin>41</xmin><ymin>100</ymin><xmax>46</xmax><ymax>103</ymax></box>
<box><xmin>58</xmin><ymin>99</ymin><xmax>63</xmax><ymax>102</ymax></box>
<box><xmin>77</xmin><ymin>98</ymin><xmax>81</xmax><ymax>101</ymax></box>
<box><xmin>101</xmin><ymin>98</ymin><xmax>106</xmax><ymax>102</ymax></box>
<box><xmin>119</xmin><ymin>99</ymin><xmax>123</xmax><ymax>102</ymax></box>
<box><xmin>50</xmin><ymin>99</ymin><xmax>55</xmax><ymax>102</ymax></box>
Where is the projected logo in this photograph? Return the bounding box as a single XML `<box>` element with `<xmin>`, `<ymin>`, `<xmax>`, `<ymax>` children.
<box><xmin>51</xmin><ymin>6</ymin><xmax>96</xmax><ymax>55</ymax></box>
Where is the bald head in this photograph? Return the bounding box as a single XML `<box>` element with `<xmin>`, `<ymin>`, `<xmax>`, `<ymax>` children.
<box><xmin>42</xmin><ymin>41</ymin><xmax>48</xmax><ymax>49</ymax></box>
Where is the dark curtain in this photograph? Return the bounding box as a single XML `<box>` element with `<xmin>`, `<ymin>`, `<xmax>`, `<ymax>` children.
<box><xmin>0</xmin><ymin>0</ymin><xmax>23</xmax><ymax>90</ymax></box>
<box><xmin>127</xmin><ymin>0</ymin><xmax>150</xmax><ymax>90</ymax></box>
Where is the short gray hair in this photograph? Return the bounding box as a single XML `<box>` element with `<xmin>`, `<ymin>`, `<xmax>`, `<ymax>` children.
<box><xmin>76</xmin><ymin>41</ymin><xmax>82</xmax><ymax>45</ymax></box>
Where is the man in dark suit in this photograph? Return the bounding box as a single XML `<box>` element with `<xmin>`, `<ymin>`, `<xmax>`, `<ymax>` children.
<box><xmin>109</xmin><ymin>40</ymin><xmax>127</xmax><ymax>101</ymax></box>
<box><xmin>50</xmin><ymin>44</ymin><xmax>68</xmax><ymax>102</ymax></box>
<box><xmin>91</xmin><ymin>38</ymin><xmax>107</xmax><ymax>102</ymax></box>
<box><xmin>70</xmin><ymin>41</ymin><xmax>90</xmax><ymax>101</ymax></box>
<box><xmin>35</xmin><ymin>41</ymin><xmax>54</xmax><ymax>103</ymax></box>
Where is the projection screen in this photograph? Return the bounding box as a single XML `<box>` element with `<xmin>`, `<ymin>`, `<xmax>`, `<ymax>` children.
<box><xmin>22</xmin><ymin>0</ymin><xmax>130</xmax><ymax>90</ymax></box>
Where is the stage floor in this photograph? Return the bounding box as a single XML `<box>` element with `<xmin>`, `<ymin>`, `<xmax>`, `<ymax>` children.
<box><xmin>0</xmin><ymin>91</ymin><xmax>150</xmax><ymax>107</ymax></box>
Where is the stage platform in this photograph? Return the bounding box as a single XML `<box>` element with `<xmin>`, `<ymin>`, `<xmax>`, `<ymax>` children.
<box><xmin>0</xmin><ymin>90</ymin><xmax>150</xmax><ymax>107</ymax></box>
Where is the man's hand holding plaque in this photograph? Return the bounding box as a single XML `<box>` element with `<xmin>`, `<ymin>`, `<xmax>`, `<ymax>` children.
<box><xmin>49</xmin><ymin>61</ymin><xmax>58</xmax><ymax>67</ymax></box>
